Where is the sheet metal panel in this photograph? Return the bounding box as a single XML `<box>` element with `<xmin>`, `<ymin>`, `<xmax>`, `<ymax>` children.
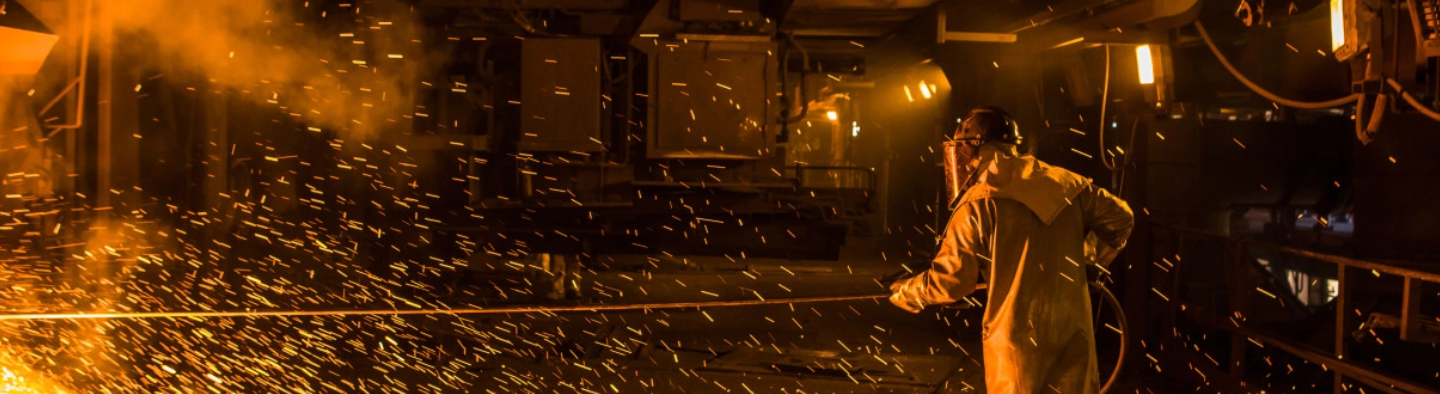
<box><xmin>521</xmin><ymin>38</ymin><xmax>603</xmax><ymax>152</ymax></box>
<box><xmin>650</xmin><ymin>46</ymin><xmax>772</xmax><ymax>158</ymax></box>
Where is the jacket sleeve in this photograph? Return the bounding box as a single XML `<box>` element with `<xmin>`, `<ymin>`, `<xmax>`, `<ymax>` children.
<box><xmin>1078</xmin><ymin>183</ymin><xmax>1134</xmax><ymax>266</ymax></box>
<box><xmin>890</xmin><ymin>201</ymin><xmax>987</xmax><ymax>313</ymax></box>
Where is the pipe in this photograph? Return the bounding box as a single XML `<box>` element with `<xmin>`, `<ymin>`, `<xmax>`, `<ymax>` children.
<box><xmin>1193</xmin><ymin>22</ymin><xmax>1361</xmax><ymax>109</ymax></box>
<box><xmin>44</xmin><ymin>0</ymin><xmax>93</xmax><ymax>131</ymax></box>
<box><xmin>1365</xmin><ymin>93</ymin><xmax>1389</xmax><ymax>133</ymax></box>
<box><xmin>1386</xmin><ymin>78</ymin><xmax>1440</xmax><ymax>121</ymax></box>
<box><xmin>37</xmin><ymin>77</ymin><xmax>81</xmax><ymax>115</ymax></box>
<box><xmin>1094</xmin><ymin>282</ymin><xmax>1128</xmax><ymax>394</ymax></box>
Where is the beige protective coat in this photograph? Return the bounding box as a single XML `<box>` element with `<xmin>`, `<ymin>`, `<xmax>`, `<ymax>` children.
<box><xmin>891</xmin><ymin>145</ymin><xmax>1134</xmax><ymax>394</ymax></box>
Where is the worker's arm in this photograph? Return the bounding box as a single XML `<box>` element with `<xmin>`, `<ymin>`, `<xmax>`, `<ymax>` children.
<box><xmin>1079</xmin><ymin>183</ymin><xmax>1134</xmax><ymax>267</ymax></box>
<box><xmin>889</xmin><ymin>201</ymin><xmax>987</xmax><ymax>313</ymax></box>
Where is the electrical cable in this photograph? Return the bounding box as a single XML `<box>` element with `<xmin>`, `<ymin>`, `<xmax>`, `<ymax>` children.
<box><xmin>1386</xmin><ymin>78</ymin><xmax>1440</xmax><ymax>121</ymax></box>
<box><xmin>1355</xmin><ymin>92</ymin><xmax>1369</xmax><ymax>144</ymax></box>
<box><xmin>1099</xmin><ymin>45</ymin><xmax>1117</xmax><ymax>170</ymax></box>
<box><xmin>1092</xmin><ymin>282</ymin><xmax>1128</xmax><ymax>394</ymax></box>
<box><xmin>1193</xmin><ymin>22</ymin><xmax>1362</xmax><ymax>109</ymax></box>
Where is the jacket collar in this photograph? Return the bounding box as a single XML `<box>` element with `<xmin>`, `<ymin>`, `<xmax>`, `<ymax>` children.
<box><xmin>958</xmin><ymin>145</ymin><xmax>1089</xmax><ymax>225</ymax></box>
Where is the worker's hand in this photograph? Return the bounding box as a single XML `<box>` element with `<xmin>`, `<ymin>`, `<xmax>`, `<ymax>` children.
<box><xmin>889</xmin><ymin>293</ymin><xmax>923</xmax><ymax>314</ymax></box>
<box><xmin>888</xmin><ymin>279</ymin><xmax>924</xmax><ymax>314</ymax></box>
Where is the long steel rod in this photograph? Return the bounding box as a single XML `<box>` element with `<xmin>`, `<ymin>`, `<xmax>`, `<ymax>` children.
<box><xmin>0</xmin><ymin>294</ymin><xmax>890</xmax><ymax>322</ymax></box>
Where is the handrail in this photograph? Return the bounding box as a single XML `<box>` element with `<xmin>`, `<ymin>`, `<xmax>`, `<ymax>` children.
<box><xmin>1230</xmin><ymin>325</ymin><xmax>1440</xmax><ymax>394</ymax></box>
<box><xmin>1155</xmin><ymin>222</ymin><xmax>1440</xmax><ymax>394</ymax></box>
<box><xmin>1159</xmin><ymin>224</ymin><xmax>1440</xmax><ymax>283</ymax></box>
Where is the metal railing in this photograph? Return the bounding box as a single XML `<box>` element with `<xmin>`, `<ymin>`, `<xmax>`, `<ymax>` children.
<box><xmin>1157</xmin><ymin>224</ymin><xmax>1440</xmax><ymax>394</ymax></box>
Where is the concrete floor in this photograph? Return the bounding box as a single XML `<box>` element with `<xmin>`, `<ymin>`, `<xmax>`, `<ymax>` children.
<box><xmin>422</xmin><ymin>254</ymin><xmax>1169</xmax><ymax>394</ymax></box>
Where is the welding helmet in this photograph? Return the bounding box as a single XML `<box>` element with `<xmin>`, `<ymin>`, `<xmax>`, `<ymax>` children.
<box><xmin>943</xmin><ymin>107</ymin><xmax>1021</xmax><ymax>207</ymax></box>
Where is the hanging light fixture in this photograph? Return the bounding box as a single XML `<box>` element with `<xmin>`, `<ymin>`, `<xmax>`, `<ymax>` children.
<box><xmin>1330</xmin><ymin>0</ymin><xmax>1346</xmax><ymax>52</ymax></box>
<box><xmin>1135</xmin><ymin>45</ymin><xmax>1155</xmax><ymax>85</ymax></box>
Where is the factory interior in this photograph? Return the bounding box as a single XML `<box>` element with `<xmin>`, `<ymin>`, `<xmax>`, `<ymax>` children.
<box><xmin>2</xmin><ymin>0</ymin><xmax>1440</xmax><ymax>392</ymax></box>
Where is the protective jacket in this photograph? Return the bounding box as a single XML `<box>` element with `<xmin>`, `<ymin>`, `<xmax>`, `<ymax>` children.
<box><xmin>891</xmin><ymin>145</ymin><xmax>1134</xmax><ymax>394</ymax></box>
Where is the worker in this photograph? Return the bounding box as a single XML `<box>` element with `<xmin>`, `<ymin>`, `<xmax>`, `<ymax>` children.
<box><xmin>889</xmin><ymin>107</ymin><xmax>1134</xmax><ymax>394</ymax></box>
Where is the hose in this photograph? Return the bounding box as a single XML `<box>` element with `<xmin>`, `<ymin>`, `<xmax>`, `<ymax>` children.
<box><xmin>1093</xmin><ymin>281</ymin><xmax>1128</xmax><ymax>394</ymax></box>
<box><xmin>1356</xmin><ymin>93</ymin><xmax>1371</xmax><ymax>145</ymax></box>
<box><xmin>1193</xmin><ymin>22</ymin><xmax>1361</xmax><ymax>109</ymax></box>
<box><xmin>1386</xmin><ymin>78</ymin><xmax>1440</xmax><ymax>121</ymax></box>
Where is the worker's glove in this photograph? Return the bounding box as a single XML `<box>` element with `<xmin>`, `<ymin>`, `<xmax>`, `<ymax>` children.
<box><xmin>888</xmin><ymin>279</ymin><xmax>924</xmax><ymax>314</ymax></box>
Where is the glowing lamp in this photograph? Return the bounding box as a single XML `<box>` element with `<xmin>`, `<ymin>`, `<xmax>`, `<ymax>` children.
<box><xmin>825</xmin><ymin>110</ymin><xmax>838</xmax><ymax>121</ymax></box>
<box><xmin>1330</xmin><ymin>0</ymin><xmax>1345</xmax><ymax>51</ymax></box>
<box><xmin>1135</xmin><ymin>45</ymin><xmax>1155</xmax><ymax>85</ymax></box>
<box><xmin>918</xmin><ymin>81</ymin><xmax>932</xmax><ymax>99</ymax></box>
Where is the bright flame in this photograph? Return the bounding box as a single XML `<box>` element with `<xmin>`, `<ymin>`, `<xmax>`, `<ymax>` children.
<box><xmin>918</xmin><ymin>81</ymin><xmax>932</xmax><ymax>99</ymax></box>
<box><xmin>1330</xmin><ymin>0</ymin><xmax>1346</xmax><ymax>51</ymax></box>
<box><xmin>826</xmin><ymin>110</ymin><xmax>839</xmax><ymax>121</ymax></box>
<box><xmin>1135</xmin><ymin>45</ymin><xmax>1155</xmax><ymax>85</ymax></box>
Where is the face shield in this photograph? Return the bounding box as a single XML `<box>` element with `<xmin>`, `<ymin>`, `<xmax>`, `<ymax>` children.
<box><xmin>945</xmin><ymin>107</ymin><xmax>1021</xmax><ymax>207</ymax></box>
<box><xmin>942</xmin><ymin>137</ymin><xmax>983</xmax><ymax>208</ymax></box>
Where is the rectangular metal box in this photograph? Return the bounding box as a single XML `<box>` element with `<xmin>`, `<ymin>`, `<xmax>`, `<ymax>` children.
<box><xmin>650</xmin><ymin>44</ymin><xmax>772</xmax><ymax>158</ymax></box>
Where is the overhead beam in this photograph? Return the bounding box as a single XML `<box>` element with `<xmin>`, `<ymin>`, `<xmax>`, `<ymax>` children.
<box><xmin>941</xmin><ymin>32</ymin><xmax>1018</xmax><ymax>43</ymax></box>
<box><xmin>935</xmin><ymin>6</ymin><xmax>1016</xmax><ymax>44</ymax></box>
<box><xmin>417</xmin><ymin>0</ymin><xmax>627</xmax><ymax>9</ymax></box>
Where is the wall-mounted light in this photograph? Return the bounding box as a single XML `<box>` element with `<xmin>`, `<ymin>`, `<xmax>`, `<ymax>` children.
<box><xmin>1329</xmin><ymin>0</ymin><xmax>1373</xmax><ymax>61</ymax></box>
<box><xmin>903</xmin><ymin>86</ymin><xmax>915</xmax><ymax>102</ymax></box>
<box><xmin>1135</xmin><ymin>44</ymin><xmax>1173</xmax><ymax>103</ymax></box>
<box><xmin>826</xmin><ymin>110</ymin><xmax>838</xmax><ymax>121</ymax></box>
<box><xmin>1330</xmin><ymin>0</ymin><xmax>1346</xmax><ymax>51</ymax></box>
<box><xmin>918</xmin><ymin>80</ymin><xmax>932</xmax><ymax>99</ymax></box>
<box><xmin>1135</xmin><ymin>44</ymin><xmax>1155</xmax><ymax>85</ymax></box>
<box><xmin>851</xmin><ymin>121</ymin><xmax>860</xmax><ymax>137</ymax></box>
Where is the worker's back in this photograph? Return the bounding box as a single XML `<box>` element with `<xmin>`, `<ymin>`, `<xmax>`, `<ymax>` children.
<box><xmin>891</xmin><ymin>146</ymin><xmax>1133</xmax><ymax>394</ymax></box>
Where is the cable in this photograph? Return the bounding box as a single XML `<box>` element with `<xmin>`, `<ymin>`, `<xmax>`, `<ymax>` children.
<box><xmin>1386</xmin><ymin>78</ymin><xmax>1440</xmax><ymax>121</ymax></box>
<box><xmin>1193</xmin><ymin>22</ymin><xmax>1361</xmax><ymax>109</ymax></box>
<box><xmin>1093</xmin><ymin>282</ymin><xmax>1128</xmax><ymax>394</ymax></box>
<box><xmin>1099</xmin><ymin>45</ymin><xmax>1117</xmax><ymax>170</ymax></box>
<box><xmin>1355</xmin><ymin>93</ymin><xmax>1370</xmax><ymax>144</ymax></box>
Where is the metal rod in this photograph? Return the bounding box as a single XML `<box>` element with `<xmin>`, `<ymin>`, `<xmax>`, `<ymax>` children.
<box><xmin>44</xmin><ymin>0</ymin><xmax>92</xmax><ymax>131</ymax></box>
<box><xmin>0</xmin><ymin>294</ymin><xmax>890</xmax><ymax>322</ymax></box>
